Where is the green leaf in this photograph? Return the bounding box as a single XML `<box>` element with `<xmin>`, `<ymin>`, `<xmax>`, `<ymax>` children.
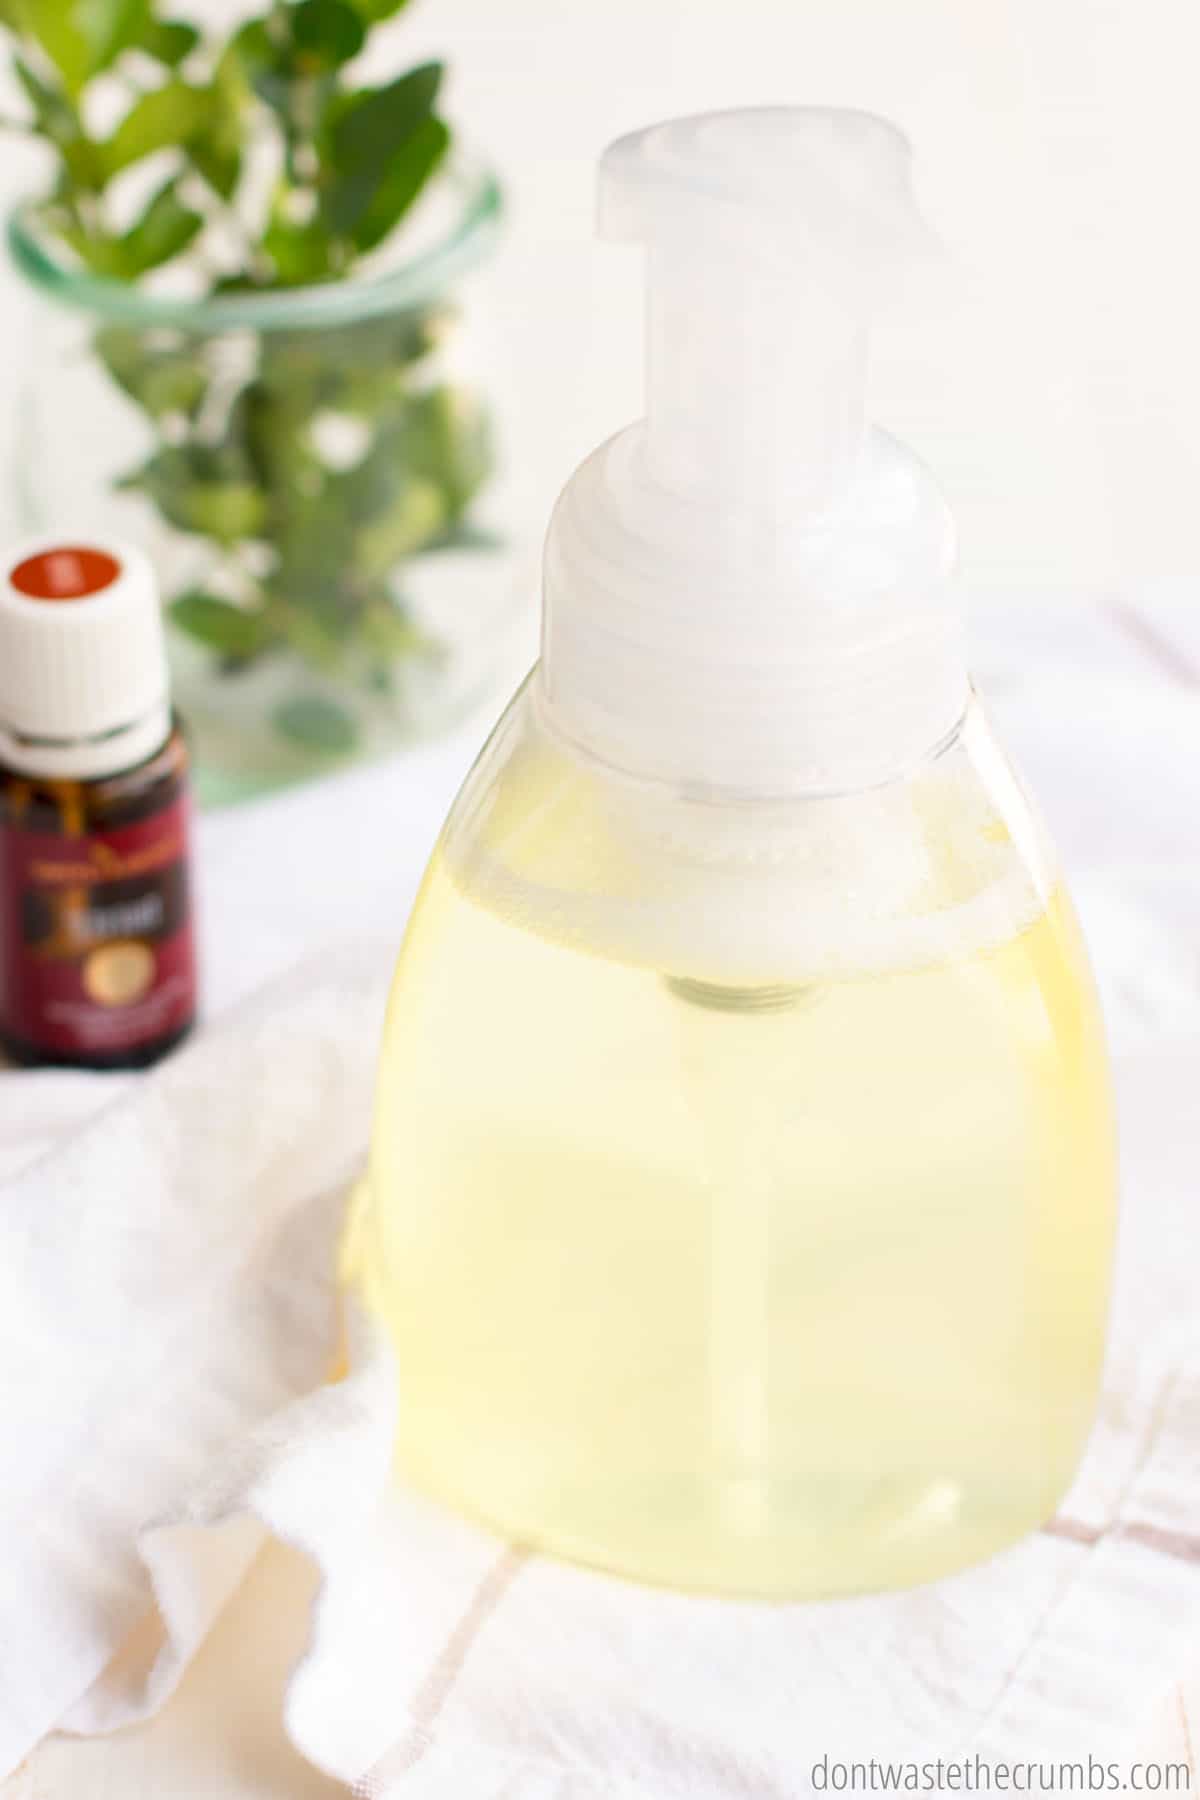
<box><xmin>345</xmin><ymin>306</ymin><xmax>447</xmax><ymax>373</ymax></box>
<box><xmin>360</xmin><ymin>597</ymin><xmax>425</xmax><ymax>660</ymax></box>
<box><xmin>179</xmin><ymin>481</ymin><xmax>267</xmax><ymax>543</ymax></box>
<box><xmin>120</xmin><ymin>444</ymin><xmax>267</xmax><ymax>542</ymax></box>
<box><xmin>209</xmin><ymin>272</ymin><xmax>260</xmax><ymax>294</ymax></box>
<box><xmin>322</xmin><ymin>62</ymin><xmax>443</xmax><ymax>238</ymax></box>
<box><xmin>281</xmin><ymin>616</ymin><xmax>341</xmax><ymax>671</ymax></box>
<box><xmin>94</xmin><ymin>324</ymin><xmax>209</xmax><ymax>418</ymax></box>
<box><xmin>234</xmin><ymin>378</ymin><xmax>326</xmax><ymax>501</ymax></box>
<box><xmin>134</xmin><ymin>17</ymin><xmax>200</xmax><ymax>65</ymax></box>
<box><xmin>77</xmin><ymin>0</ymin><xmax>148</xmax><ymax>71</ymax></box>
<box><xmin>273</xmin><ymin>692</ymin><xmax>358</xmax><ymax>753</ymax></box>
<box><xmin>170</xmin><ymin>591</ymin><xmax>272</xmax><ymax>658</ymax></box>
<box><xmin>353</xmin><ymin>114</ymin><xmax>447</xmax><ymax>252</ymax></box>
<box><xmin>355</xmin><ymin>478</ymin><xmax>445</xmax><ymax>576</ymax></box>
<box><xmin>305</xmin><ymin>383</ymin><xmax>488</xmax><ymax>575</ymax></box>
<box><xmin>256</xmin><ymin>327</ymin><xmax>349</xmax><ymax>409</ymax></box>
<box><xmin>404</xmin><ymin>384</ymin><xmax>493</xmax><ymax>515</ymax></box>
<box><xmin>228</xmin><ymin>16</ymin><xmax>291</xmax><ymax>113</ymax></box>
<box><xmin>100</xmin><ymin>79</ymin><xmax>213</xmax><ymax>178</ymax></box>
<box><xmin>65</xmin><ymin>177</ymin><xmax>201</xmax><ymax>275</ymax></box>
<box><xmin>60</xmin><ymin>224</ymin><xmax>119</xmax><ymax>276</ymax></box>
<box><xmin>262</xmin><ymin>207</ymin><xmax>334</xmax><ymax>285</ymax></box>
<box><xmin>116</xmin><ymin>174</ymin><xmax>203</xmax><ymax>274</ymax></box>
<box><xmin>12</xmin><ymin>53</ymin><xmax>67</xmax><ymax>129</ymax></box>
<box><xmin>17</xmin><ymin>0</ymin><xmax>92</xmax><ymax>92</ymax></box>
<box><xmin>188</xmin><ymin>41</ymin><xmax>245</xmax><ymax>199</ymax></box>
<box><xmin>10</xmin><ymin>52</ymin><xmax>99</xmax><ymax>183</ymax></box>
<box><xmin>17</xmin><ymin>0</ymin><xmax>145</xmax><ymax>89</ymax></box>
<box><xmin>190</xmin><ymin>130</ymin><xmax>241</xmax><ymax>200</ymax></box>
<box><xmin>226</xmin><ymin>6</ymin><xmax>360</xmax><ymax>117</ymax></box>
<box><xmin>270</xmin><ymin>510</ymin><xmax>360</xmax><ymax>630</ymax></box>
<box><xmin>346</xmin><ymin>0</ymin><xmax>413</xmax><ymax>19</ymax></box>
<box><xmin>291</xmin><ymin>0</ymin><xmax>365</xmax><ymax>70</ymax></box>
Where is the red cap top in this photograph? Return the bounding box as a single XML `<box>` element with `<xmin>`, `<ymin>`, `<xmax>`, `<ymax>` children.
<box><xmin>9</xmin><ymin>546</ymin><xmax>122</xmax><ymax>602</ymax></box>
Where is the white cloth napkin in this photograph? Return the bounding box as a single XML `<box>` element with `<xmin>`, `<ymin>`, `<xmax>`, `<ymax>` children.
<box><xmin>1</xmin><ymin>880</ymin><xmax>1199</xmax><ymax>1798</ymax></box>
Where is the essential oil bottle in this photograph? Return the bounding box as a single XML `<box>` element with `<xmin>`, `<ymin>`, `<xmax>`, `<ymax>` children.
<box><xmin>0</xmin><ymin>539</ymin><xmax>197</xmax><ymax>1069</ymax></box>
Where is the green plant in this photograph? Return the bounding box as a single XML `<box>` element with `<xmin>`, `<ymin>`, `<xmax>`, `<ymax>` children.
<box><xmin>3</xmin><ymin>0</ymin><xmax>496</xmax><ymax>751</ymax></box>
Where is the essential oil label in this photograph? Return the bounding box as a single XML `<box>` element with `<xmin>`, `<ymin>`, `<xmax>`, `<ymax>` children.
<box><xmin>0</xmin><ymin>792</ymin><xmax>196</xmax><ymax>1058</ymax></box>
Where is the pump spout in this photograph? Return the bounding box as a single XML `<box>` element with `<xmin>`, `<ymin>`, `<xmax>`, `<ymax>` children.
<box><xmin>644</xmin><ymin>248</ymin><xmax>868</xmax><ymax>511</ymax></box>
<box><xmin>601</xmin><ymin>108</ymin><xmax>934</xmax><ymax>514</ymax></box>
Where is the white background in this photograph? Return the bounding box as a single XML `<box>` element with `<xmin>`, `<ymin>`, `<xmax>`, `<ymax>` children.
<box><xmin>1</xmin><ymin>0</ymin><xmax>1199</xmax><ymax>602</ymax></box>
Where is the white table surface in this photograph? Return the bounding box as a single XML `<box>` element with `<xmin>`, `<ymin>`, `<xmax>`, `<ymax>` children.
<box><xmin>4</xmin><ymin>591</ymin><xmax>1200</xmax><ymax>1795</ymax></box>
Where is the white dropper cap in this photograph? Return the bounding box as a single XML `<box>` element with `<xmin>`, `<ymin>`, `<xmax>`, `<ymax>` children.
<box><xmin>0</xmin><ymin>538</ymin><xmax>171</xmax><ymax>779</ymax></box>
<box><xmin>539</xmin><ymin>108</ymin><xmax>969</xmax><ymax>796</ymax></box>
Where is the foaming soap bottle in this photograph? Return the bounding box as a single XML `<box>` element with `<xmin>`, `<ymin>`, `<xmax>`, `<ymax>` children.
<box><xmin>345</xmin><ymin>109</ymin><xmax>1117</xmax><ymax>1597</ymax></box>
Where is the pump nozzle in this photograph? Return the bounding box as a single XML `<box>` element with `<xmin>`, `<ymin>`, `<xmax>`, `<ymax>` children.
<box><xmin>600</xmin><ymin>109</ymin><xmax>935</xmax><ymax>510</ymax></box>
<box><xmin>540</xmin><ymin>108</ymin><xmax>966</xmax><ymax>796</ymax></box>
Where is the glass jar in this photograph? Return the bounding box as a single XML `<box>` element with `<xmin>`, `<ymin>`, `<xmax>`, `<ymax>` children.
<box><xmin>6</xmin><ymin>156</ymin><xmax>512</xmax><ymax>803</ymax></box>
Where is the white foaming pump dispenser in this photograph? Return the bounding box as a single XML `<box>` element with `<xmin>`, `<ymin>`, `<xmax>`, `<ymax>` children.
<box><xmin>348</xmin><ymin>109</ymin><xmax>1117</xmax><ymax>1599</ymax></box>
<box><xmin>542</xmin><ymin>108</ymin><xmax>966</xmax><ymax>797</ymax></box>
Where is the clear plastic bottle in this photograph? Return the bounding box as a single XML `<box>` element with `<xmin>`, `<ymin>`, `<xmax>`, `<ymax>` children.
<box><xmin>344</xmin><ymin>109</ymin><xmax>1116</xmax><ymax>1597</ymax></box>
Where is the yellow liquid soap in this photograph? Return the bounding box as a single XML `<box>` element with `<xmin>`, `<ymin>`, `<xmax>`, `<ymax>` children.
<box><xmin>348</xmin><ymin>716</ymin><xmax>1116</xmax><ymax>1597</ymax></box>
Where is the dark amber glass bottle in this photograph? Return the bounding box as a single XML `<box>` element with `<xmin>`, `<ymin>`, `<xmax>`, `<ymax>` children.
<box><xmin>0</xmin><ymin>541</ymin><xmax>197</xmax><ymax>1069</ymax></box>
